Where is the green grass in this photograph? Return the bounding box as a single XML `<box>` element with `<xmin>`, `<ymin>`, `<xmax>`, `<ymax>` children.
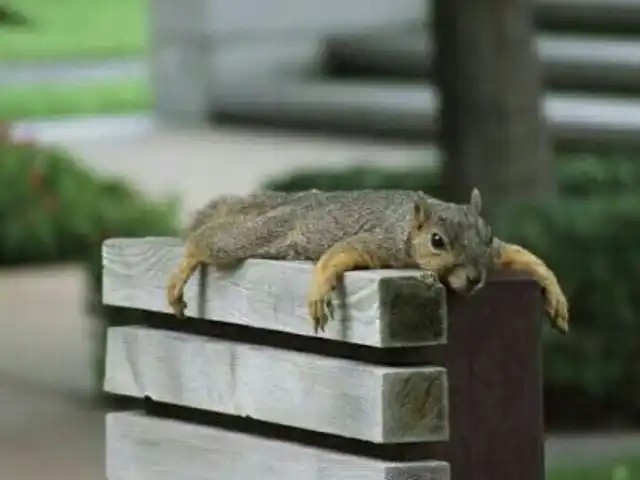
<box><xmin>0</xmin><ymin>0</ymin><xmax>146</xmax><ymax>60</ymax></box>
<box><xmin>0</xmin><ymin>80</ymin><xmax>151</xmax><ymax>120</ymax></box>
<box><xmin>548</xmin><ymin>455</ymin><xmax>640</xmax><ymax>480</ymax></box>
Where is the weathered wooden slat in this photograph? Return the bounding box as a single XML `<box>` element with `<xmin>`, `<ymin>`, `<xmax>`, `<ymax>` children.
<box><xmin>104</xmin><ymin>326</ymin><xmax>449</xmax><ymax>443</ymax></box>
<box><xmin>107</xmin><ymin>411</ymin><xmax>450</xmax><ymax>480</ymax></box>
<box><xmin>102</xmin><ymin>237</ymin><xmax>447</xmax><ymax>347</ymax></box>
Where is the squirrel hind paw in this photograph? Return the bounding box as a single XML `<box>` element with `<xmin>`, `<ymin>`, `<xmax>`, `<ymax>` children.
<box><xmin>167</xmin><ymin>290</ymin><xmax>187</xmax><ymax>318</ymax></box>
<box><xmin>551</xmin><ymin>307</ymin><xmax>569</xmax><ymax>335</ymax></box>
<box><xmin>545</xmin><ymin>285</ymin><xmax>569</xmax><ymax>334</ymax></box>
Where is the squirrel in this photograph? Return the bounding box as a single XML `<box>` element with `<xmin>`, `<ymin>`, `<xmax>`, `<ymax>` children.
<box><xmin>167</xmin><ymin>188</ymin><xmax>569</xmax><ymax>335</ymax></box>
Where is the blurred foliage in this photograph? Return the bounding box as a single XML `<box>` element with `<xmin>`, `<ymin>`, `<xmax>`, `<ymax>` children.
<box><xmin>0</xmin><ymin>139</ymin><xmax>180</xmax><ymax>395</ymax></box>
<box><xmin>0</xmin><ymin>142</ymin><xmax>179</xmax><ymax>265</ymax></box>
<box><xmin>547</xmin><ymin>454</ymin><xmax>640</xmax><ymax>480</ymax></box>
<box><xmin>264</xmin><ymin>155</ymin><xmax>640</xmax><ymax>426</ymax></box>
<box><xmin>496</xmin><ymin>195</ymin><xmax>640</xmax><ymax>425</ymax></box>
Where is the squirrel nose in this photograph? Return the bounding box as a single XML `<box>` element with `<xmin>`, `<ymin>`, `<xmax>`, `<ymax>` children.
<box><xmin>466</xmin><ymin>274</ymin><xmax>482</xmax><ymax>289</ymax></box>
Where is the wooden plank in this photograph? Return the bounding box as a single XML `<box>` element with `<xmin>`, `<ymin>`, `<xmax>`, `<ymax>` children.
<box><xmin>102</xmin><ymin>237</ymin><xmax>447</xmax><ymax>347</ymax></box>
<box><xmin>104</xmin><ymin>326</ymin><xmax>449</xmax><ymax>443</ymax></box>
<box><xmin>107</xmin><ymin>411</ymin><xmax>450</xmax><ymax>480</ymax></box>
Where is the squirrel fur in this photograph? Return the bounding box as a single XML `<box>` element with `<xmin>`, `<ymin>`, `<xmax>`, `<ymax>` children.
<box><xmin>167</xmin><ymin>188</ymin><xmax>569</xmax><ymax>334</ymax></box>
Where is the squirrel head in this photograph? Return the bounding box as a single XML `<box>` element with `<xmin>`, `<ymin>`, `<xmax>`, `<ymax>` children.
<box><xmin>409</xmin><ymin>188</ymin><xmax>494</xmax><ymax>295</ymax></box>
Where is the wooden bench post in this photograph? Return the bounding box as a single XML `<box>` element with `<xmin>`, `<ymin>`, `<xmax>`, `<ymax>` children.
<box><xmin>101</xmin><ymin>237</ymin><xmax>544</xmax><ymax>480</ymax></box>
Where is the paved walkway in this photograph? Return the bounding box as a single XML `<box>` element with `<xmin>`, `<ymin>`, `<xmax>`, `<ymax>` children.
<box><xmin>0</xmin><ymin>58</ymin><xmax>144</xmax><ymax>86</ymax></box>
<box><xmin>0</xmin><ymin>379</ymin><xmax>103</xmax><ymax>480</ymax></box>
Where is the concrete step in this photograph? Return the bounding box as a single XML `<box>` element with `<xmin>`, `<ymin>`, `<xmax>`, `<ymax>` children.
<box><xmin>323</xmin><ymin>30</ymin><xmax>640</xmax><ymax>94</ymax></box>
<box><xmin>214</xmin><ymin>79</ymin><xmax>640</xmax><ymax>149</ymax></box>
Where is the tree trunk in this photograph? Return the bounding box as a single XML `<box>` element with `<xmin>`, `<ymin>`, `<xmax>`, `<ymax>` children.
<box><xmin>433</xmin><ymin>0</ymin><xmax>554</xmax><ymax>217</ymax></box>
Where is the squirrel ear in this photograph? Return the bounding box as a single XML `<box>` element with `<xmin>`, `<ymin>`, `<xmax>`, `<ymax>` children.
<box><xmin>469</xmin><ymin>187</ymin><xmax>482</xmax><ymax>215</ymax></box>
<box><xmin>412</xmin><ymin>199</ymin><xmax>430</xmax><ymax>230</ymax></box>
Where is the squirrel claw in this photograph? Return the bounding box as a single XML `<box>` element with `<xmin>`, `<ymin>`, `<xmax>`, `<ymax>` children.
<box><xmin>308</xmin><ymin>294</ymin><xmax>333</xmax><ymax>334</ymax></box>
<box><xmin>168</xmin><ymin>293</ymin><xmax>187</xmax><ymax>319</ymax></box>
<box><xmin>545</xmin><ymin>284</ymin><xmax>569</xmax><ymax>334</ymax></box>
<box><xmin>420</xmin><ymin>271</ymin><xmax>439</xmax><ymax>287</ymax></box>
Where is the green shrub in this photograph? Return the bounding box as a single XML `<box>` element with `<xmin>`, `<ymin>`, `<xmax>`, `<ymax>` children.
<box><xmin>0</xmin><ymin>142</ymin><xmax>180</xmax><ymax>396</ymax></box>
<box><xmin>0</xmin><ymin>143</ymin><xmax>179</xmax><ymax>265</ymax></box>
<box><xmin>0</xmin><ymin>143</ymin><xmax>101</xmax><ymax>264</ymax></box>
<box><xmin>495</xmin><ymin>195</ymin><xmax>640</xmax><ymax>423</ymax></box>
<box><xmin>263</xmin><ymin>158</ymin><xmax>640</xmax><ymax>426</ymax></box>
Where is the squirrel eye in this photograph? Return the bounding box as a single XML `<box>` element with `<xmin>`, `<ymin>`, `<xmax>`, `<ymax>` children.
<box><xmin>430</xmin><ymin>232</ymin><xmax>446</xmax><ymax>251</ymax></box>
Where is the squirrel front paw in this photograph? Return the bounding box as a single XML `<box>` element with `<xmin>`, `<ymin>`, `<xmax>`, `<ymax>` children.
<box><xmin>167</xmin><ymin>285</ymin><xmax>187</xmax><ymax>318</ymax></box>
<box><xmin>307</xmin><ymin>276</ymin><xmax>336</xmax><ymax>334</ymax></box>
<box><xmin>308</xmin><ymin>295</ymin><xmax>334</xmax><ymax>334</ymax></box>
<box><xmin>545</xmin><ymin>282</ymin><xmax>569</xmax><ymax>334</ymax></box>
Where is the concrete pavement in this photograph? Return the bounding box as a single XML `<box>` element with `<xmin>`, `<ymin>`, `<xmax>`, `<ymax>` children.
<box><xmin>0</xmin><ymin>58</ymin><xmax>144</xmax><ymax>86</ymax></box>
<box><xmin>0</xmin><ymin>379</ymin><xmax>104</xmax><ymax>480</ymax></box>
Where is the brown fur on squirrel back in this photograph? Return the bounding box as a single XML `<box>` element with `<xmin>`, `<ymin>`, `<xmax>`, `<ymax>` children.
<box><xmin>185</xmin><ymin>189</ymin><xmax>441</xmax><ymax>266</ymax></box>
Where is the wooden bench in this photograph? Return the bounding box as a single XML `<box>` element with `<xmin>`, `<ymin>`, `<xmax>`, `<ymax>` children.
<box><xmin>102</xmin><ymin>237</ymin><xmax>545</xmax><ymax>480</ymax></box>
